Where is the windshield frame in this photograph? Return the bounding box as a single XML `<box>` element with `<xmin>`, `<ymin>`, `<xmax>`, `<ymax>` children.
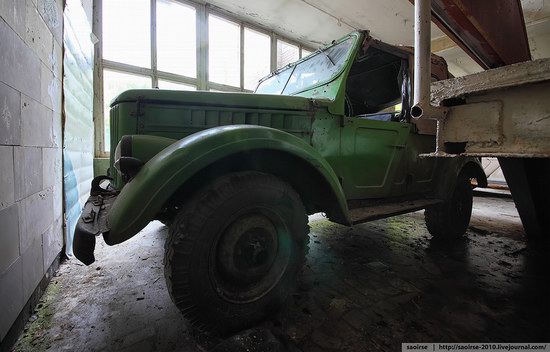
<box><xmin>254</xmin><ymin>32</ymin><xmax>360</xmax><ymax>96</ymax></box>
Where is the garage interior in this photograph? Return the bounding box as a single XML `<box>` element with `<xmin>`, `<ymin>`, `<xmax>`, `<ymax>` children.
<box><xmin>0</xmin><ymin>0</ymin><xmax>549</xmax><ymax>351</ymax></box>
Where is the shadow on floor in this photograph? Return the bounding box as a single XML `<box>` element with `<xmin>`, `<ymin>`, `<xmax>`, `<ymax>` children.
<box><xmin>13</xmin><ymin>196</ymin><xmax>549</xmax><ymax>351</ymax></box>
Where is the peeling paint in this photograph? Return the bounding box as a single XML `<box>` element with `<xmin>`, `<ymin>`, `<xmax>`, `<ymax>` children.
<box><xmin>205</xmin><ymin>0</ymin><xmax>431</xmax><ymax>47</ymax></box>
<box><xmin>39</xmin><ymin>0</ymin><xmax>60</xmax><ymax>30</ymax></box>
<box><xmin>430</xmin><ymin>59</ymin><xmax>550</xmax><ymax>157</ymax></box>
<box><xmin>431</xmin><ymin>58</ymin><xmax>550</xmax><ymax>104</ymax></box>
<box><xmin>47</xmin><ymin>77</ymin><xmax>60</xmax><ymax>112</ymax></box>
<box><xmin>48</xmin><ymin>51</ymin><xmax>59</xmax><ymax>78</ymax></box>
<box><xmin>1</xmin><ymin>97</ymin><xmax>12</xmax><ymax>131</ymax></box>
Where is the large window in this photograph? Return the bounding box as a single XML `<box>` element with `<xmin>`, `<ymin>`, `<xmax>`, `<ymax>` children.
<box><xmin>301</xmin><ymin>48</ymin><xmax>313</xmax><ymax>58</ymax></box>
<box><xmin>157</xmin><ymin>0</ymin><xmax>196</xmax><ymax>77</ymax></box>
<box><xmin>277</xmin><ymin>39</ymin><xmax>299</xmax><ymax>69</ymax></box>
<box><xmin>102</xmin><ymin>0</ymin><xmax>151</xmax><ymax>68</ymax></box>
<box><xmin>208</xmin><ymin>15</ymin><xmax>240</xmax><ymax>87</ymax></box>
<box><xmin>95</xmin><ymin>0</ymin><xmax>313</xmax><ymax>155</ymax></box>
<box><xmin>244</xmin><ymin>28</ymin><xmax>271</xmax><ymax>90</ymax></box>
<box><xmin>158</xmin><ymin>79</ymin><xmax>196</xmax><ymax>91</ymax></box>
<box><xmin>103</xmin><ymin>71</ymin><xmax>152</xmax><ymax>151</ymax></box>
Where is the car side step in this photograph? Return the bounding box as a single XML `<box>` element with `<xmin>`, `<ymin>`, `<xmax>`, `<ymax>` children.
<box><xmin>349</xmin><ymin>198</ymin><xmax>442</xmax><ymax>225</ymax></box>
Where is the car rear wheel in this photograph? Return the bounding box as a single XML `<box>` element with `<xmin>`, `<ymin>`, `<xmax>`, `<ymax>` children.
<box><xmin>425</xmin><ymin>174</ymin><xmax>473</xmax><ymax>240</ymax></box>
<box><xmin>164</xmin><ymin>171</ymin><xmax>309</xmax><ymax>334</ymax></box>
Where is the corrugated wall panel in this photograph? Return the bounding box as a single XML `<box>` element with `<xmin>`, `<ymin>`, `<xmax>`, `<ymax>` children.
<box><xmin>63</xmin><ymin>0</ymin><xmax>94</xmax><ymax>256</ymax></box>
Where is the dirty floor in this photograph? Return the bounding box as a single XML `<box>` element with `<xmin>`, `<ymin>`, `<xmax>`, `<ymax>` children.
<box><xmin>13</xmin><ymin>195</ymin><xmax>550</xmax><ymax>351</ymax></box>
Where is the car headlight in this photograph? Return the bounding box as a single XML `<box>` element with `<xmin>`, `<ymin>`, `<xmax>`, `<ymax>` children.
<box><xmin>114</xmin><ymin>136</ymin><xmax>143</xmax><ymax>181</ymax></box>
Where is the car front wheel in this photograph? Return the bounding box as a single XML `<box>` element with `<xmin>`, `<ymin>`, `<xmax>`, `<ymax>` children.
<box><xmin>164</xmin><ymin>171</ymin><xmax>309</xmax><ymax>334</ymax></box>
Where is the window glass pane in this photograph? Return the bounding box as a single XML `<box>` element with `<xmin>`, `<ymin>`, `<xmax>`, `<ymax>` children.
<box><xmin>283</xmin><ymin>38</ymin><xmax>353</xmax><ymax>95</ymax></box>
<box><xmin>277</xmin><ymin>40</ymin><xmax>299</xmax><ymax>68</ymax></box>
<box><xmin>103</xmin><ymin>70</ymin><xmax>151</xmax><ymax>151</ymax></box>
<box><xmin>157</xmin><ymin>0</ymin><xmax>196</xmax><ymax>77</ymax></box>
<box><xmin>256</xmin><ymin>37</ymin><xmax>354</xmax><ymax>96</ymax></box>
<box><xmin>255</xmin><ymin>69</ymin><xmax>293</xmax><ymax>94</ymax></box>
<box><xmin>301</xmin><ymin>48</ymin><xmax>313</xmax><ymax>58</ymax></box>
<box><xmin>244</xmin><ymin>28</ymin><xmax>270</xmax><ymax>90</ymax></box>
<box><xmin>158</xmin><ymin>80</ymin><xmax>196</xmax><ymax>91</ymax></box>
<box><xmin>208</xmin><ymin>15</ymin><xmax>240</xmax><ymax>87</ymax></box>
<box><xmin>103</xmin><ymin>0</ymin><xmax>151</xmax><ymax>68</ymax></box>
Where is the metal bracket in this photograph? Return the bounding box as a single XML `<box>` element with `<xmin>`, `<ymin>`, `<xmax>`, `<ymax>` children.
<box><xmin>91</xmin><ymin>175</ymin><xmax>114</xmax><ymax>196</ymax></box>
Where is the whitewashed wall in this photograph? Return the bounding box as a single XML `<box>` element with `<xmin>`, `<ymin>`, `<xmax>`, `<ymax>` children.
<box><xmin>0</xmin><ymin>0</ymin><xmax>64</xmax><ymax>341</ymax></box>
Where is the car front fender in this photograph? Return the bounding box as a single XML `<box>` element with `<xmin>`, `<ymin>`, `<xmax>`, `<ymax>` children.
<box><xmin>104</xmin><ymin>125</ymin><xmax>349</xmax><ymax>245</ymax></box>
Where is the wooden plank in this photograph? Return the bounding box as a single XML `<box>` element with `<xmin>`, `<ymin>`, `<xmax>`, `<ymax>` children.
<box><xmin>409</xmin><ymin>0</ymin><xmax>531</xmax><ymax>69</ymax></box>
<box><xmin>431</xmin><ymin>58</ymin><xmax>550</xmax><ymax>105</ymax></box>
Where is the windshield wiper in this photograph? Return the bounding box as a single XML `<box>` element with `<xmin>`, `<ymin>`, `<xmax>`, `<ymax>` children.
<box><xmin>318</xmin><ymin>48</ymin><xmax>335</xmax><ymax>66</ymax></box>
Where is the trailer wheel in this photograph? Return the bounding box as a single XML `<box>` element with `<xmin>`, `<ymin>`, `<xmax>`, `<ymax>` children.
<box><xmin>164</xmin><ymin>171</ymin><xmax>309</xmax><ymax>334</ymax></box>
<box><xmin>425</xmin><ymin>175</ymin><xmax>473</xmax><ymax>240</ymax></box>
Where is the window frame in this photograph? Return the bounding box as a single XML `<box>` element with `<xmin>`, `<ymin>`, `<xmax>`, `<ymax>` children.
<box><xmin>93</xmin><ymin>0</ymin><xmax>314</xmax><ymax>157</ymax></box>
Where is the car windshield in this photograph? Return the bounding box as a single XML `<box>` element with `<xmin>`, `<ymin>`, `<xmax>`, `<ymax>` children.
<box><xmin>255</xmin><ymin>36</ymin><xmax>355</xmax><ymax>95</ymax></box>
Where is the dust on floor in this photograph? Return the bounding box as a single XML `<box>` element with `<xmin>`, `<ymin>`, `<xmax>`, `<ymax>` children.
<box><xmin>13</xmin><ymin>195</ymin><xmax>549</xmax><ymax>351</ymax></box>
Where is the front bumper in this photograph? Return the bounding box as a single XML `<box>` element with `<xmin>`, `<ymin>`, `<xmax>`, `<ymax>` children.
<box><xmin>73</xmin><ymin>176</ymin><xmax>118</xmax><ymax>265</ymax></box>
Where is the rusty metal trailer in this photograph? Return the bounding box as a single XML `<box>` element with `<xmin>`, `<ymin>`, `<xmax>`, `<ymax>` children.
<box><xmin>412</xmin><ymin>0</ymin><xmax>550</xmax><ymax>239</ymax></box>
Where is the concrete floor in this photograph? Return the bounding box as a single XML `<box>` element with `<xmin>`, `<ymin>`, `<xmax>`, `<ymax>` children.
<box><xmin>13</xmin><ymin>195</ymin><xmax>549</xmax><ymax>351</ymax></box>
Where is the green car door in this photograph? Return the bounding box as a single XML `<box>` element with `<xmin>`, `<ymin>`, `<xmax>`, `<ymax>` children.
<box><xmin>339</xmin><ymin>115</ymin><xmax>411</xmax><ymax>199</ymax></box>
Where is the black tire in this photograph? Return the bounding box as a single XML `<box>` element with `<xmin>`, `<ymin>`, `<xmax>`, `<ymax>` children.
<box><xmin>425</xmin><ymin>175</ymin><xmax>473</xmax><ymax>240</ymax></box>
<box><xmin>164</xmin><ymin>171</ymin><xmax>309</xmax><ymax>334</ymax></box>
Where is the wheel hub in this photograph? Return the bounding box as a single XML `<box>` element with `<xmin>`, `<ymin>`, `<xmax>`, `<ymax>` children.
<box><xmin>213</xmin><ymin>212</ymin><xmax>290</xmax><ymax>303</ymax></box>
<box><xmin>240</xmin><ymin>238</ymin><xmax>269</xmax><ymax>267</ymax></box>
<box><xmin>218</xmin><ymin>215</ymin><xmax>278</xmax><ymax>284</ymax></box>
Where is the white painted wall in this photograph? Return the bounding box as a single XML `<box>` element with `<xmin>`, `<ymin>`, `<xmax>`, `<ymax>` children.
<box><xmin>0</xmin><ymin>0</ymin><xmax>64</xmax><ymax>342</ymax></box>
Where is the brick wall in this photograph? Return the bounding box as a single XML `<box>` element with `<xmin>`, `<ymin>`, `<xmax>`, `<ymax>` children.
<box><xmin>0</xmin><ymin>0</ymin><xmax>64</xmax><ymax>341</ymax></box>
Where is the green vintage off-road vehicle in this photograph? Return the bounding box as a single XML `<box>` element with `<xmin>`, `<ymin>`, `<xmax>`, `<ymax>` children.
<box><xmin>74</xmin><ymin>31</ymin><xmax>486</xmax><ymax>332</ymax></box>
